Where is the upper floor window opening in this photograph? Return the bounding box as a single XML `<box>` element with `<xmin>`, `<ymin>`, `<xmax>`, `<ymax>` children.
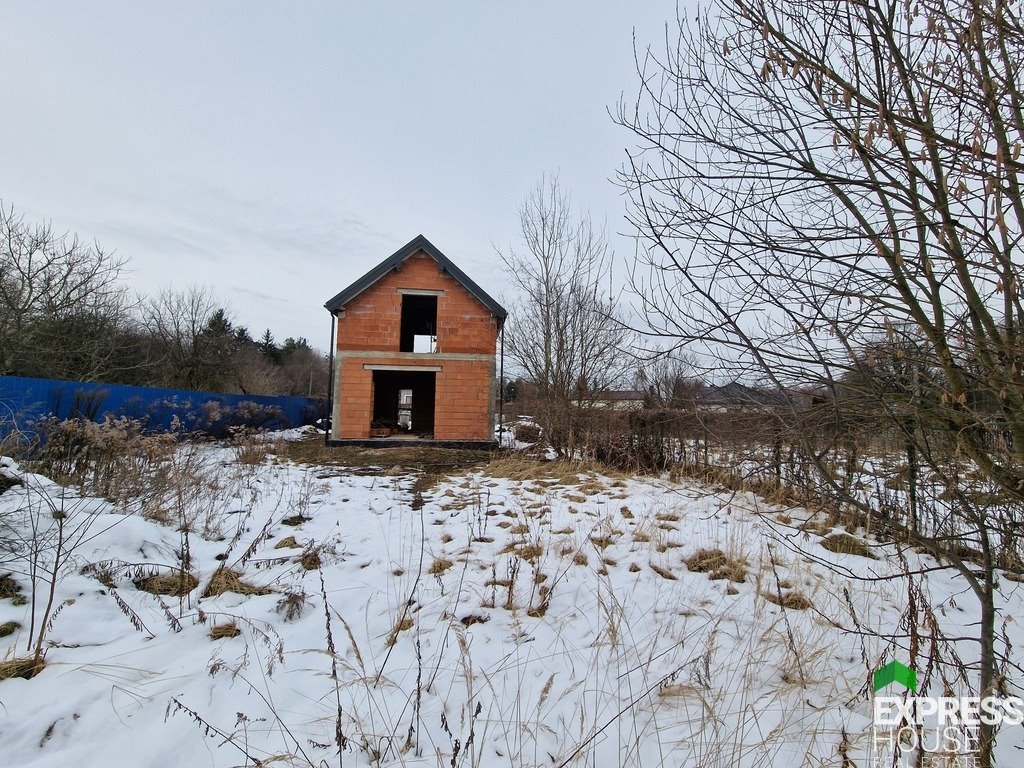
<box><xmin>400</xmin><ymin>294</ymin><xmax>437</xmax><ymax>353</ymax></box>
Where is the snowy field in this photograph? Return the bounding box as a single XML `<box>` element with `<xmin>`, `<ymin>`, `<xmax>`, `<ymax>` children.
<box><xmin>1</xmin><ymin>432</ymin><xmax>1023</xmax><ymax>767</ymax></box>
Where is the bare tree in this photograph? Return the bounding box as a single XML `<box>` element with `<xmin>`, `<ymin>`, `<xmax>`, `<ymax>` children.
<box><xmin>633</xmin><ymin>351</ymin><xmax>701</xmax><ymax>409</ymax></box>
<box><xmin>618</xmin><ymin>1</ymin><xmax>1024</xmax><ymax>763</ymax></box>
<box><xmin>0</xmin><ymin>204</ymin><xmax>133</xmax><ymax>381</ymax></box>
<box><xmin>233</xmin><ymin>345</ymin><xmax>287</xmax><ymax>396</ymax></box>
<box><xmin>498</xmin><ymin>176</ymin><xmax>632</xmax><ymax>456</ymax></box>
<box><xmin>142</xmin><ymin>286</ymin><xmax>227</xmax><ymax>391</ymax></box>
<box><xmin>278</xmin><ymin>340</ymin><xmax>329</xmax><ymax>398</ymax></box>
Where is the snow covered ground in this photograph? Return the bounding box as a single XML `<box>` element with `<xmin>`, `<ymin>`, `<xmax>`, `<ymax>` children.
<box><xmin>0</xmin><ymin>434</ymin><xmax>1022</xmax><ymax>767</ymax></box>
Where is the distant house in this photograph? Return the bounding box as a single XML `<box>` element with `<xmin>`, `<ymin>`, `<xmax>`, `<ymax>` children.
<box><xmin>700</xmin><ymin>382</ymin><xmax>789</xmax><ymax>412</ymax></box>
<box><xmin>324</xmin><ymin>235</ymin><xmax>507</xmax><ymax>445</ymax></box>
<box><xmin>589</xmin><ymin>389</ymin><xmax>647</xmax><ymax>410</ymax></box>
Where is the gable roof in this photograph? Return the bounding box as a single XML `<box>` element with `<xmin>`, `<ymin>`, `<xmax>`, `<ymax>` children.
<box><xmin>324</xmin><ymin>234</ymin><xmax>508</xmax><ymax>323</ymax></box>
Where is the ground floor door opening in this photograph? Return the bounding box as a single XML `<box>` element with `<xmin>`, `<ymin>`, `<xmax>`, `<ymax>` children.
<box><xmin>370</xmin><ymin>370</ymin><xmax>436</xmax><ymax>438</ymax></box>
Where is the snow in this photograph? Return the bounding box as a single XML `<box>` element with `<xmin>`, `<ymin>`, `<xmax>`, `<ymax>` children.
<box><xmin>0</xmin><ymin>438</ymin><xmax>1022</xmax><ymax>767</ymax></box>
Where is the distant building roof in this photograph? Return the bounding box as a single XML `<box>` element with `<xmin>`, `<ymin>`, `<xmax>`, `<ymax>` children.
<box><xmin>595</xmin><ymin>389</ymin><xmax>646</xmax><ymax>401</ymax></box>
<box><xmin>703</xmin><ymin>382</ymin><xmax>787</xmax><ymax>407</ymax></box>
<box><xmin>324</xmin><ymin>234</ymin><xmax>508</xmax><ymax>323</ymax></box>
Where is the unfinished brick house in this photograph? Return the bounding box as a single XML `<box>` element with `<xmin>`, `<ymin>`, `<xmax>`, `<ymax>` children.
<box><xmin>324</xmin><ymin>235</ymin><xmax>506</xmax><ymax>446</ymax></box>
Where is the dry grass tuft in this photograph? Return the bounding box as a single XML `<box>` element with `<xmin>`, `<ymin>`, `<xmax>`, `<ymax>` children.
<box><xmin>282</xmin><ymin>436</ymin><xmax>490</xmax><ymax>472</ymax></box>
<box><xmin>209</xmin><ymin>622</ymin><xmax>242</xmax><ymax>639</ymax></box>
<box><xmin>232</xmin><ymin>432</ymin><xmax>271</xmax><ymax>465</ymax></box>
<box><xmin>135</xmin><ymin>571</ymin><xmax>199</xmax><ymax>597</ymax></box>
<box><xmin>387</xmin><ymin>616</ymin><xmax>414</xmax><ymax>646</ymax></box>
<box><xmin>429</xmin><ymin>557</ymin><xmax>454</xmax><ymax>576</ymax></box>
<box><xmin>820</xmin><ymin>533</ymin><xmax>877</xmax><ymax>559</ymax></box>
<box><xmin>658</xmin><ymin>682</ymin><xmax>700</xmax><ymax>699</ymax></box>
<box><xmin>516</xmin><ymin>543</ymin><xmax>544</xmax><ymax>561</ymax></box>
<box><xmin>577</xmin><ymin>477</ymin><xmax>607</xmax><ymax>496</ymax></box>
<box><xmin>763</xmin><ymin>590</ymin><xmax>813</xmax><ymax>610</ymax></box>
<box><xmin>0</xmin><ymin>574</ymin><xmax>27</xmax><ymax>606</ymax></box>
<box><xmin>300</xmin><ymin>548</ymin><xmax>322</xmax><ymax>571</ymax></box>
<box><xmin>484</xmin><ymin>455</ymin><xmax>623</xmax><ymax>484</ymax></box>
<box><xmin>573</xmin><ymin>552</ymin><xmax>588</xmax><ymax>566</ymax></box>
<box><xmin>0</xmin><ymin>657</ymin><xmax>44</xmax><ymax>681</ymax></box>
<box><xmin>649</xmin><ymin>563</ymin><xmax>677</xmax><ymax>580</ymax></box>
<box><xmin>684</xmin><ymin>548</ymin><xmax>747</xmax><ymax>583</ymax></box>
<box><xmin>0</xmin><ymin>621</ymin><xmax>20</xmax><ymax>638</ymax></box>
<box><xmin>281</xmin><ymin>514</ymin><xmax>311</xmax><ymax>527</ymax></box>
<box><xmin>275</xmin><ymin>589</ymin><xmax>308</xmax><ymax>621</ymax></box>
<box><xmin>274</xmin><ymin>536</ymin><xmax>301</xmax><ymax>549</ymax></box>
<box><xmin>798</xmin><ymin>518</ymin><xmax>833</xmax><ymax>536</ymax></box>
<box><xmin>202</xmin><ymin>568</ymin><xmax>270</xmax><ymax>598</ymax></box>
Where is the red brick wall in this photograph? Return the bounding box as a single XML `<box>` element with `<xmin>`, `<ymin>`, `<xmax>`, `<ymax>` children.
<box><xmin>331</xmin><ymin>250</ymin><xmax>499</xmax><ymax>441</ymax></box>
<box><xmin>335</xmin><ymin>356</ymin><xmax>495</xmax><ymax>440</ymax></box>
<box><xmin>435</xmin><ymin>359</ymin><xmax>494</xmax><ymax>439</ymax></box>
<box><xmin>336</xmin><ymin>357</ymin><xmax>374</xmax><ymax>439</ymax></box>
<box><xmin>335</xmin><ymin>252</ymin><xmax>498</xmax><ymax>354</ymax></box>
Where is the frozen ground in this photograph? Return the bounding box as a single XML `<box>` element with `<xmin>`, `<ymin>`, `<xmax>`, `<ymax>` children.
<box><xmin>0</xmin><ymin>435</ymin><xmax>1022</xmax><ymax>767</ymax></box>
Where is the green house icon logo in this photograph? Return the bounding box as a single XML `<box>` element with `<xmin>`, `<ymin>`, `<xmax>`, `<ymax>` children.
<box><xmin>873</xmin><ymin>660</ymin><xmax>917</xmax><ymax>692</ymax></box>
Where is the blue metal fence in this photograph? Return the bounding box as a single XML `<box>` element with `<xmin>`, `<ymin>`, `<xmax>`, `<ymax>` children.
<box><xmin>0</xmin><ymin>374</ymin><xmax>325</xmax><ymax>440</ymax></box>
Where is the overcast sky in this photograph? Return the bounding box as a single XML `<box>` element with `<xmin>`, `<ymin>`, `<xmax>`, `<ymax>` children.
<box><xmin>1</xmin><ymin>2</ymin><xmax>682</xmax><ymax>349</ymax></box>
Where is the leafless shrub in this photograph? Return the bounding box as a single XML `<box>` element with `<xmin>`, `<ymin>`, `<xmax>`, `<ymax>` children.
<box><xmin>229</xmin><ymin>427</ymin><xmax>272</xmax><ymax>465</ymax></box>
<box><xmin>618</xmin><ymin>2</ymin><xmax>1024</xmax><ymax>761</ymax></box>
<box><xmin>497</xmin><ymin>175</ymin><xmax>632</xmax><ymax>458</ymax></box>
<box><xmin>28</xmin><ymin>416</ymin><xmax>177</xmax><ymax>502</ymax></box>
<box><xmin>275</xmin><ymin>588</ymin><xmax>309</xmax><ymax>622</ymax></box>
<box><xmin>513</xmin><ymin>422</ymin><xmax>541</xmax><ymax>443</ymax></box>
